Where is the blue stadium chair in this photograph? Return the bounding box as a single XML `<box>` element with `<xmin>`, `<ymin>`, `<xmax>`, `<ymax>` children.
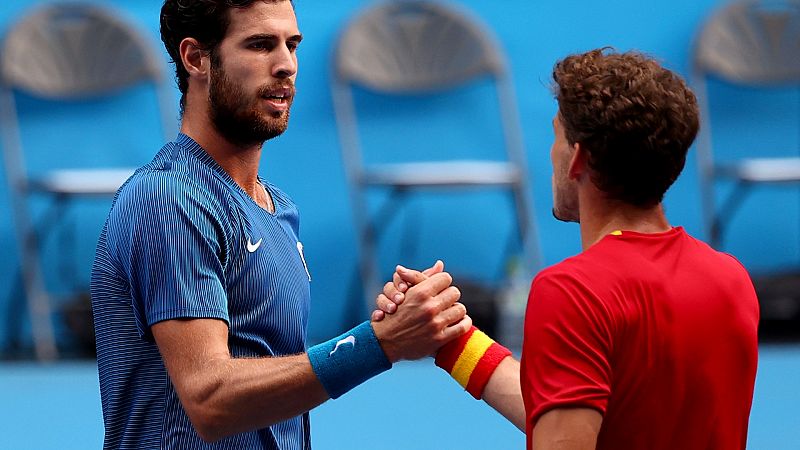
<box><xmin>0</xmin><ymin>3</ymin><xmax>176</xmax><ymax>360</ymax></box>
<box><xmin>691</xmin><ymin>0</ymin><xmax>800</xmax><ymax>249</ymax></box>
<box><xmin>331</xmin><ymin>1</ymin><xmax>541</xmax><ymax>311</ymax></box>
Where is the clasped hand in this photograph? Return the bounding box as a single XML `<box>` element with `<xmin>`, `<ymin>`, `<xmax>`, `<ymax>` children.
<box><xmin>370</xmin><ymin>261</ymin><xmax>471</xmax><ymax>362</ymax></box>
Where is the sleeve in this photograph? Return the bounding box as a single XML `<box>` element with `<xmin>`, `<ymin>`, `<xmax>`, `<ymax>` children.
<box><xmin>113</xmin><ymin>174</ymin><xmax>230</xmax><ymax>340</ymax></box>
<box><xmin>520</xmin><ymin>269</ymin><xmax>614</xmax><ymax>432</ymax></box>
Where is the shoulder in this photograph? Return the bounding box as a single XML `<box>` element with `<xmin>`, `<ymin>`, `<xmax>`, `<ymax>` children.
<box><xmin>529</xmin><ymin>260</ymin><xmax>607</xmax><ymax>314</ymax></box>
<box><xmin>527</xmin><ymin>252</ymin><xmax>622</xmax><ymax>333</ymax></box>
<box><xmin>532</xmin><ymin>250</ymin><xmax>613</xmax><ymax>295</ymax></box>
<box><xmin>116</xmin><ymin>162</ymin><xmax>231</xmax><ymax>219</ymax></box>
<box><xmin>673</xmin><ymin>229</ymin><xmax>753</xmax><ymax>281</ymax></box>
<box><xmin>105</xmin><ymin>166</ymin><xmax>240</xmax><ymax>257</ymax></box>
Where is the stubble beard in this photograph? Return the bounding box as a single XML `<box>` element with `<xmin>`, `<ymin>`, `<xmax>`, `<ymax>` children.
<box><xmin>552</xmin><ymin>178</ymin><xmax>580</xmax><ymax>223</ymax></box>
<box><xmin>208</xmin><ymin>59</ymin><xmax>293</xmax><ymax>148</ymax></box>
<box><xmin>552</xmin><ymin>206</ymin><xmax>579</xmax><ymax>223</ymax></box>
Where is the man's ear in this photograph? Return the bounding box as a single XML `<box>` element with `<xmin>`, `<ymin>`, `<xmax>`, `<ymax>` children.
<box><xmin>567</xmin><ymin>142</ymin><xmax>588</xmax><ymax>180</ymax></box>
<box><xmin>179</xmin><ymin>37</ymin><xmax>209</xmax><ymax>81</ymax></box>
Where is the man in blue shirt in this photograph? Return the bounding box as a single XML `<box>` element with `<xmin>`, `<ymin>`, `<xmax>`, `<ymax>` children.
<box><xmin>91</xmin><ymin>1</ymin><xmax>471</xmax><ymax>448</ymax></box>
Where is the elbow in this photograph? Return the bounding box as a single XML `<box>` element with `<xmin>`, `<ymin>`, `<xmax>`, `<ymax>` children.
<box><xmin>184</xmin><ymin>404</ymin><xmax>230</xmax><ymax>444</ymax></box>
<box><xmin>185</xmin><ymin>401</ymin><xmax>229</xmax><ymax>443</ymax></box>
<box><xmin>513</xmin><ymin>415</ymin><xmax>526</xmax><ymax>434</ymax></box>
<box><xmin>193</xmin><ymin>418</ymin><xmax>224</xmax><ymax>443</ymax></box>
<box><xmin>180</xmin><ymin>379</ymin><xmax>231</xmax><ymax>443</ymax></box>
<box><xmin>196</xmin><ymin>425</ymin><xmax>225</xmax><ymax>443</ymax></box>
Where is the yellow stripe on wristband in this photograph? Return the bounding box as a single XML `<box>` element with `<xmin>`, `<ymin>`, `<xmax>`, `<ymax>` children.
<box><xmin>450</xmin><ymin>330</ymin><xmax>494</xmax><ymax>388</ymax></box>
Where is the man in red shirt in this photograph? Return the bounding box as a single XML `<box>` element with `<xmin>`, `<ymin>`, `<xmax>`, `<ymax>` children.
<box><xmin>376</xmin><ymin>48</ymin><xmax>759</xmax><ymax>449</ymax></box>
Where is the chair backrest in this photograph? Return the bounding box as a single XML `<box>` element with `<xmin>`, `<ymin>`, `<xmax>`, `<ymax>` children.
<box><xmin>693</xmin><ymin>0</ymin><xmax>800</xmax><ymax>85</ymax></box>
<box><xmin>332</xmin><ymin>1</ymin><xmax>527</xmax><ymax>174</ymax></box>
<box><xmin>334</xmin><ymin>0</ymin><xmax>506</xmax><ymax>93</ymax></box>
<box><xmin>331</xmin><ymin>0</ymin><xmax>539</xmax><ymax>273</ymax></box>
<box><xmin>692</xmin><ymin>0</ymin><xmax>800</xmax><ymax>169</ymax></box>
<box><xmin>1</xmin><ymin>3</ymin><xmax>166</xmax><ymax>98</ymax></box>
<box><xmin>691</xmin><ymin>0</ymin><xmax>800</xmax><ymax>243</ymax></box>
<box><xmin>0</xmin><ymin>3</ymin><xmax>176</xmax><ymax>188</ymax></box>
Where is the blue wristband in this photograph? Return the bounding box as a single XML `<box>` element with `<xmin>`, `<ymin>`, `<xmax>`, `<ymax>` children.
<box><xmin>307</xmin><ymin>321</ymin><xmax>392</xmax><ymax>399</ymax></box>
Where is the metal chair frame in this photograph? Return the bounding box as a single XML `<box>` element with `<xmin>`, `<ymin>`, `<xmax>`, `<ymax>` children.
<box><xmin>0</xmin><ymin>3</ymin><xmax>176</xmax><ymax>360</ymax></box>
<box><xmin>691</xmin><ymin>0</ymin><xmax>800</xmax><ymax>249</ymax></box>
<box><xmin>331</xmin><ymin>0</ymin><xmax>541</xmax><ymax>307</ymax></box>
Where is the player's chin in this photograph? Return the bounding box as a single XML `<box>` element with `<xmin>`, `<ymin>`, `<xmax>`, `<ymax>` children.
<box><xmin>551</xmin><ymin>206</ymin><xmax>578</xmax><ymax>223</ymax></box>
<box><xmin>263</xmin><ymin>108</ymin><xmax>290</xmax><ymax>126</ymax></box>
<box><xmin>266</xmin><ymin>108</ymin><xmax>287</xmax><ymax>119</ymax></box>
<box><xmin>256</xmin><ymin>117</ymin><xmax>290</xmax><ymax>141</ymax></box>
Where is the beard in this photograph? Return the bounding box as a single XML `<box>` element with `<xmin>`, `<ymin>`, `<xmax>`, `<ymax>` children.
<box><xmin>208</xmin><ymin>57</ymin><xmax>294</xmax><ymax>147</ymax></box>
<box><xmin>551</xmin><ymin>176</ymin><xmax>580</xmax><ymax>223</ymax></box>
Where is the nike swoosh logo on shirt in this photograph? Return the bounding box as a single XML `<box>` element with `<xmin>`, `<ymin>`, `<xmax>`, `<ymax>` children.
<box><xmin>247</xmin><ymin>238</ymin><xmax>263</xmax><ymax>253</ymax></box>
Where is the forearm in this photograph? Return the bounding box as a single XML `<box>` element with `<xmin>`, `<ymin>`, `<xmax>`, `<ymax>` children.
<box><xmin>149</xmin><ymin>265</ymin><xmax>464</xmax><ymax>443</ymax></box>
<box><xmin>184</xmin><ymin>353</ymin><xmax>328</xmax><ymax>441</ymax></box>
<box><xmin>155</xmin><ymin>319</ymin><xmax>390</xmax><ymax>442</ymax></box>
<box><xmin>482</xmin><ymin>357</ymin><xmax>525</xmax><ymax>431</ymax></box>
<box><xmin>433</xmin><ymin>325</ymin><xmax>525</xmax><ymax>433</ymax></box>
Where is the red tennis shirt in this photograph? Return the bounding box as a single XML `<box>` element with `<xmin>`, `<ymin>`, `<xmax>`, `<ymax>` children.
<box><xmin>521</xmin><ymin>227</ymin><xmax>759</xmax><ymax>449</ymax></box>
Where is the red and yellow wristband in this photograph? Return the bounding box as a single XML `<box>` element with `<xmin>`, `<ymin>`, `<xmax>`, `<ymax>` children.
<box><xmin>435</xmin><ymin>326</ymin><xmax>512</xmax><ymax>399</ymax></box>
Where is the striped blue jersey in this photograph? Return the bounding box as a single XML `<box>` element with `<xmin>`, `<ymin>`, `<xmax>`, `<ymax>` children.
<box><xmin>91</xmin><ymin>133</ymin><xmax>312</xmax><ymax>449</ymax></box>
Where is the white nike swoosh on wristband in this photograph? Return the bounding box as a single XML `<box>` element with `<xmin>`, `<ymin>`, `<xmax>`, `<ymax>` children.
<box><xmin>329</xmin><ymin>335</ymin><xmax>356</xmax><ymax>356</ymax></box>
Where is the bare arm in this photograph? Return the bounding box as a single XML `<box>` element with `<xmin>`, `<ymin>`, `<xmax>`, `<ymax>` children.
<box><xmin>154</xmin><ymin>272</ymin><xmax>470</xmax><ymax>443</ymax></box>
<box><xmin>376</xmin><ymin>270</ymin><xmax>602</xmax><ymax>448</ymax></box>
<box><xmin>152</xmin><ymin>318</ymin><xmax>327</xmax><ymax>442</ymax></box>
<box><xmin>482</xmin><ymin>356</ymin><xmax>525</xmax><ymax>431</ymax></box>
<box><xmin>531</xmin><ymin>408</ymin><xmax>602</xmax><ymax>450</ymax></box>
<box><xmin>375</xmin><ymin>265</ymin><xmax>526</xmax><ymax>431</ymax></box>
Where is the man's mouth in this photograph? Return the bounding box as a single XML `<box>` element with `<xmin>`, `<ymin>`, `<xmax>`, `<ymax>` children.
<box><xmin>262</xmin><ymin>86</ymin><xmax>294</xmax><ymax>105</ymax></box>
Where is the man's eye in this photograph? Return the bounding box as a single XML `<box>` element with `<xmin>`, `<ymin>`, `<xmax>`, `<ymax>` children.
<box><xmin>250</xmin><ymin>41</ymin><xmax>269</xmax><ymax>50</ymax></box>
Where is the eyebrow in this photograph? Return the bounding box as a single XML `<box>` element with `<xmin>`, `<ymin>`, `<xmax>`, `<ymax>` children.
<box><xmin>245</xmin><ymin>33</ymin><xmax>303</xmax><ymax>43</ymax></box>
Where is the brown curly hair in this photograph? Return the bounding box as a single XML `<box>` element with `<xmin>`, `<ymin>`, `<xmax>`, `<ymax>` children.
<box><xmin>552</xmin><ymin>48</ymin><xmax>699</xmax><ymax>207</ymax></box>
<box><xmin>159</xmin><ymin>0</ymin><xmax>293</xmax><ymax>115</ymax></box>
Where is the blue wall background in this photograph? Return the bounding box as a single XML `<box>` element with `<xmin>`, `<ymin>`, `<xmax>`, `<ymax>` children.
<box><xmin>0</xmin><ymin>0</ymin><xmax>797</xmax><ymax>349</ymax></box>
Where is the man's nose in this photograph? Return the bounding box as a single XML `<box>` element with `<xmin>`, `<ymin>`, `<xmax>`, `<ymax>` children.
<box><xmin>272</xmin><ymin>45</ymin><xmax>297</xmax><ymax>79</ymax></box>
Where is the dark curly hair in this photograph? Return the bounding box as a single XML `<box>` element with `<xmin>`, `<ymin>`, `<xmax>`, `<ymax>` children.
<box><xmin>552</xmin><ymin>48</ymin><xmax>699</xmax><ymax>207</ymax></box>
<box><xmin>159</xmin><ymin>0</ymin><xmax>293</xmax><ymax>114</ymax></box>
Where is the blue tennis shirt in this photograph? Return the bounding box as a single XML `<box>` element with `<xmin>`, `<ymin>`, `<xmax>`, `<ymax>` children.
<box><xmin>91</xmin><ymin>134</ymin><xmax>312</xmax><ymax>449</ymax></box>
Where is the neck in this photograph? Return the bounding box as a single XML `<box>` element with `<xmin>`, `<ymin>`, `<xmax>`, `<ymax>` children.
<box><xmin>577</xmin><ymin>186</ymin><xmax>671</xmax><ymax>250</ymax></box>
<box><xmin>180</xmin><ymin>107</ymin><xmax>264</xmax><ymax>199</ymax></box>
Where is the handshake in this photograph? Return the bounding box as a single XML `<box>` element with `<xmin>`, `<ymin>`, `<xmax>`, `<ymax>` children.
<box><xmin>369</xmin><ymin>260</ymin><xmax>512</xmax><ymax>404</ymax></box>
<box><xmin>309</xmin><ymin>259</ymin><xmax>513</xmax><ymax>407</ymax></box>
<box><xmin>369</xmin><ymin>260</ymin><xmax>471</xmax><ymax>362</ymax></box>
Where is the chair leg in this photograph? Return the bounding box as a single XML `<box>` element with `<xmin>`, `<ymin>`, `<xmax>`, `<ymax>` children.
<box><xmin>358</xmin><ymin>218</ymin><xmax>381</xmax><ymax>312</ymax></box>
<box><xmin>21</xmin><ymin>226</ymin><xmax>58</xmax><ymax>360</ymax></box>
<box><xmin>7</xmin><ymin>189</ymin><xmax>60</xmax><ymax>360</ymax></box>
<box><xmin>699</xmin><ymin>171</ymin><xmax>716</xmax><ymax>247</ymax></box>
<box><xmin>350</xmin><ymin>184</ymin><xmax>381</xmax><ymax>316</ymax></box>
<box><xmin>2</xmin><ymin>270</ymin><xmax>25</xmax><ymax>357</ymax></box>
<box><xmin>511</xmin><ymin>182</ymin><xmax>541</xmax><ymax>274</ymax></box>
<box><xmin>399</xmin><ymin>201</ymin><xmax>421</xmax><ymax>265</ymax></box>
<box><xmin>362</xmin><ymin>188</ymin><xmax>414</xmax><ymax>307</ymax></box>
<box><xmin>711</xmin><ymin>182</ymin><xmax>751</xmax><ymax>250</ymax></box>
